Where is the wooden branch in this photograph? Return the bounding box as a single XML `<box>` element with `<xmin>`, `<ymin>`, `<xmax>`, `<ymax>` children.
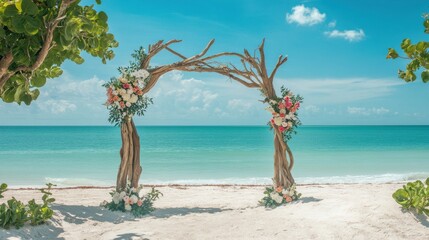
<box><xmin>269</xmin><ymin>55</ymin><xmax>288</xmax><ymax>81</ymax></box>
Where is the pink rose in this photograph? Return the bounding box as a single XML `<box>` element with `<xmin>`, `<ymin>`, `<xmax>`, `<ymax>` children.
<box><xmin>278</xmin><ymin>102</ymin><xmax>285</xmax><ymax>109</ymax></box>
<box><xmin>137</xmin><ymin>200</ymin><xmax>143</xmax><ymax>207</ymax></box>
<box><xmin>123</xmin><ymin>83</ymin><xmax>131</xmax><ymax>89</ymax></box>
<box><xmin>123</xmin><ymin>196</ymin><xmax>129</xmax><ymax>202</ymax></box>
<box><xmin>279</xmin><ymin>126</ymin><xmax>285</xmax><ymax>132</ymax></box>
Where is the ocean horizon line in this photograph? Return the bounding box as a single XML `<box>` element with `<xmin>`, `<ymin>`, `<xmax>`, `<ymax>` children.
<box><xmin>1</xmin><ymin>124</ymin><xmax>429</xmax><ymax>127</ymax></box>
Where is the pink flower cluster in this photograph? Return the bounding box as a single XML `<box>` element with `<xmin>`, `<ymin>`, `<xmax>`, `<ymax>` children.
<box><xmin>266</xmin><ymin>94</ymin><xmax>301</xmax><ymax>133</ymax></box>
<box><xmin>106</xmin><ymin>80</ymin><xmax>144</xmax><ymax>110</ymax></box>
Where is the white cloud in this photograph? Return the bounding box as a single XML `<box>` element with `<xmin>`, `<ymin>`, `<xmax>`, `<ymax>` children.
<box><xmin>286</xmin><ymin>5</ymin><xmax>326</xmax><ymax>26</ymax></box>
<box><xmin>37</xmin><ymin>100</ymin><xmax>76</xmax><ymax>114</ymax></box>
<box><xmin>328</xmin><ymin>20</ymin><xmax>336</xmax><ymax>28</ymax></box>
<box><xmin>325</xmin><ymin>29</ymin><xmax>365</xmax><ymax>42</ymax></box>
<box><xmin>347</xmin><ymin>107</ymin><xmax>390</xmax><ymax>116</ymax></box>
<box><xmin>304</xmin><ymin>105</ymin><xmax>320</xmax><ymax>113</ymax></box>
<box><xmin>227</xmin><ymin>99</ymin><xmax>253</xmax><ymax>112</ymax></box>
<box><xmin>284</xmin><ymin>78</ymin><xmax>403</xmax><ymax>105</ymax></box>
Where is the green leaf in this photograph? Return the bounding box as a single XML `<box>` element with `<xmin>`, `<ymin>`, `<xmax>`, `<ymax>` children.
<box><xmin>416</xmin><ymin>41</ymin><xmax>427</xmax><ymax>52</ymax></box>
<box><xmin>22</xmin><ymin>93</ymin><xmax>32</xmax><ymax>105</ymax></box>
<box><xmin>24</xmin><ymin>18</ymin><xmax>40</xmax><ymax>35</ymax></box>
<box><xmin>50</xmin><ymin>66</ymin><xmax>63</xmax><ymax>77</ymax></box>
<box><xmin>2</xmin><ymin>88</ymin><xmax>16</xmax><ymax>103</ymax></box>
<box><xmin>426</xmin><ymin>177</ymin><xmax>429</xmax><ymax>186</ymax></box>
<box><xmin>11</xmin><ymin>16</ymin><xmax>26</xmax><ymax>33</ymax></box>
<box><xmin>401</xmin><ymin>38</ymin><xmax>411</xmax><ymax>49</ymax></box>
<box><xmin>21</xmin><ymin>0</ymin><xmax>39</xmax><ymax>16</ymax></box>
<box><xmin>31</xmin><ymin>75</ymin><xmax>46</xmax><ymax>87</ymax></box>
<box><xmin>98</xmin><ymin>11</ymin><xmax>108</xmax><ymax>22</ymax></box>
<box><xmin>421</xmin><ymin>70</ymin><xmax>429</xmax><ymax>83</ymax></box>
<box><xmin>4</xmin><ymin>4</ymin><xmax>19</xmax><ymax>17</ymax></box>
<box><xmin>30</xmin><ymin>89</ymin><xmax>40</xmax><ymax>100</ymax></box>
<box><xmin>386</xmin><ymin>48</ymin><xmax>398</xmax><ymax>59</ymax></box>
<box><xmin>0</xmin><ymin>28</ymin><xmax>5</xmax><ymax>38</ymax></box>
<box><xmin>46</xmin><ymin>0</ymin><xmax>56</xmax><ymax>8</ymax></box>
<box><xmin>14</xmin><ymin>85</ymin><xmax>25</xmax><ymax>102</ymax></box>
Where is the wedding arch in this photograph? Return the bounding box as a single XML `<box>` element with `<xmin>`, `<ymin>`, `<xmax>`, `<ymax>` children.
<box><xmin>104</xmin><ymin>39</ymin><xmax>302</xmax><ymax>200</ymax></box>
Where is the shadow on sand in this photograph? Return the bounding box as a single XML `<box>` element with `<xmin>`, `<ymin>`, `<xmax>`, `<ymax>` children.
<box><xmin>150</xmin><ymin>207</ymin><xmax>229</xmax><ymax>218</ymax></box>
<box><xmin>295</xmin><ymin>197</ymin><xmax>323</xmax><ymax>203</ymax></box>
<box><xmin>401</xmin><ymin>209</ymin><xmax>429</xmax><ymax>227</ymax></box>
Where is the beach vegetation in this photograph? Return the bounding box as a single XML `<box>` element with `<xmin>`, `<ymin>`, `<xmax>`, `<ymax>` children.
<box><xmin>0</xmin><ymin>0</ymin><xmax>118</xmax><ymax>105</ymax></box>
<box><xmin>0</xmin><ymin>183</ymin><xmax>55</xmax><ymax>229</ymax></box>
<box><xmin>392</xmin><ymin>178</ymin><xmax>429</xmax><ymax>216</ymax></box>
<box><xmin>387</xmin><ymin>14</ymin><xmax>429</xmax><ymax>83</ymax></box>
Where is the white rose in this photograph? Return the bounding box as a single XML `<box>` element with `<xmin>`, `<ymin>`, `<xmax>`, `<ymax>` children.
<box><xmin>119</xmin><ymin>191</ymin><xmax>126</xmax><ymax>198</ymax></box>
<box><xmin>269</xmin><ymin>100</ymin><xmax>277</xmax><ymax>104</ymax></box>
<box><xmin>282</xmin><ymin>189</ymin><xmax>290</xmax><ymax>195</ymax></box>
<box><xmin>129</xmin><ymin>94</ymin><xmax>138</xmax><ymax>103</ymax></box>
<box><xmin>280</xmin><ymin>109</ymin><xmax>286</xmax><ymax>114</ymax></box>
<box><xmin>281</xmin><ymin>122</ymin><xmax>288</xmax><ymax>127</ymax></box>
<box><xmin>265</xmin><ymin>106</ymin><xmax>275</xmax><ymax>113</ymax></box>
<box><xmin>112</xmin><ymin>192</ymin><xmax>121</xmax><ymax>204</ymax></box>
<box><xmin>130</xmin><ymin>195</ymin><xmax>138</xmax><ymax>204</ymax></box>
<box><xmin>119</xmin><ymin>77</ymin><xmax>128</xmax><ymax>84</ymax></box>
<box><xmin>274</xmin><ymin>117</ymin><xmax>283</xmax><ymax>126</ymax></box>
<box><xmin>112</xmin><ymin>90</ymin><xmax>118</xmax><ymax>96</ymax></box>
<box><xmin>122</xmin><ymin>94</ymin><xmax>131</xmax><ymax>102</ymax></box>
<box><xmin>126</xmin><ymin>89</ymin><xmax>133</xmax><ymax>95</ymax></box>
<box><xmin>285</xmin><ymin>114</ymin><xmax>291</xmax><ymax>120</ymax></box>
<box><xmin>131</xmin><ymin>69</ymin><xmax>150</xmax><ymax>80</ymax></box>
<box><xmin>119</xmin><ymin>89</ymin><xmax>126</xmax><ymax>95</ymax></box>
<box><xmin>125</xmin><ymin>102</ymin><xmax>131</xmax><ymax>107</ymax></box>
<box><xmin>124</xmin><ymin>204</ymin><xmax>132</xmax><ymax>211</ymax></box>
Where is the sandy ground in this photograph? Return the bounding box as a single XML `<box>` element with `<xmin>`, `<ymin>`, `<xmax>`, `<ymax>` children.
<box><xmin>0</xmin><ymin>184</ymin><xmax>428</xmax><ymax>240</ymax></box>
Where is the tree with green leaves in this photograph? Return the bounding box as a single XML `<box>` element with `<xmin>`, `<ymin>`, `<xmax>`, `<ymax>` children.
<box><xmin>0</xmin><ymin>0</ymin><xmax>118</xmax><ymax>105</ymax></box>
<box><xmin>387</xmin><ymin>15</ymin><xmax>429</xmax><ymax>83</ymax></box>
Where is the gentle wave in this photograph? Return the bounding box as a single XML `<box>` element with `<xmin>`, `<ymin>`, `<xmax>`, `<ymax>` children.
<box><xmin>30</xmin><ymin>172</ymin><xmax>429</xmax><ymax>187</ymax></box>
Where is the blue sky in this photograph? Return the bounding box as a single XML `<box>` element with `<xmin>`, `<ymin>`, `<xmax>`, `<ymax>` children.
<box><xmin>1</xmin><ymin>0</ymin><xmax>428</xmax><ymax>125</ymax></box>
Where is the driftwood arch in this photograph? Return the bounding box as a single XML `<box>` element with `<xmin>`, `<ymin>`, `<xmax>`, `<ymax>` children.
<box><xmin>117</xmin><ymin>39</ymin><xmax>296</xmax><ymax>191</ymax></box>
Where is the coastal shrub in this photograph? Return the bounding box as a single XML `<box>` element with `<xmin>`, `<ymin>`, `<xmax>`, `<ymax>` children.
<box><xmin>392</xmin><ymin>178</ymin><xmax>429</xmax><ymax>216</ymax></box>
<box><xmin>0</xmin><ymin>183</ymin><xmax>55</xmax><ymax>229</ymax></box>
<box><xmin>260</xmin><ymin>184</ymin><xmax>301</xmax><ymax>208</ymax></box>
<box><xmin>102</xmin><ymin>182</ymin><xmax>162</xmax><ymax>217</ymax></box>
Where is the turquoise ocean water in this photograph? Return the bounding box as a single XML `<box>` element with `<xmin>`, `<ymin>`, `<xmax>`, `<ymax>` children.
<box><xmin>0</xmin><ymin>126</ymin><xmax>428</xmax><ymax>187</ymax></box>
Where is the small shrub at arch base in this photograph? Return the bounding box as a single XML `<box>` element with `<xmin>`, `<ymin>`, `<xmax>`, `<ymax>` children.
<box><xmin>101</xmin><ymin>182</ymin><xmax>162</xmax><ymax>217</ymax></box>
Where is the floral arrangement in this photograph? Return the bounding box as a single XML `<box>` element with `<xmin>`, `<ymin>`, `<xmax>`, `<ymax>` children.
<box><xmin>103</xmin><ymin>68</ymin><xmax>152</xmax><ymax>125</ymax></box>
<box><xmin>265</xmin><ymin>86</ymin><xmax>303</xmax><ymax>141</ymax></box>
<box><xmin>102</xmin><ymin>182</ymin><xmax>162</xmax><ymax>217</ymax></box>
<box><xmin>260</xmin><ymin>183</ymin><xmax>301</xmax><ymax>208</ymax></box>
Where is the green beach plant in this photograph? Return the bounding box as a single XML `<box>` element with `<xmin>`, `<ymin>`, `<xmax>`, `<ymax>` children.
<box><xmin>0</xmin><ymin>0</ymin><xmax>118</xmax><ymax>105</ymax></box>
<box><xmin>0</xmin><ymin>183</ymin><xmax>56</xmax><ymax>229</ymax></box>
<box><xmin>387</xmin><ymin>14</ymin><xmax>429</xmax><ymax>83</ymax></box>
<box><xmin>392</xmin><ymin>178</ymin><xmax>429</xmax><ymax>216</ymax></box>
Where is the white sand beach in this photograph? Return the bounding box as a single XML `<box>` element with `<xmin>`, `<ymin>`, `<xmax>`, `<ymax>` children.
<box><xmin>1</xmin><ymin>183</ymin><xmax>428</xmax><ymax>240</ymax></box>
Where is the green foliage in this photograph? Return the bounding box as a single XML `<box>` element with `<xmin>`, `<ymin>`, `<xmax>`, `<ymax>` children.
<box><xmin>260</xmin><ymin>184</ymin><xmax>301</xmax><ymax>208</ymax></box>
<box><xmin>392</xmin><ymin>178</ymin><xmax>429</xmax><ymax>216</ymax></box>
<box><xmin>0</xmin><ymin>183</ymin><xmax>56</xmax><ymax>229</ymax></box>
<box><xmin>0</xmin><ymin>0</ymin><xmax>118</xmax><ymax>105</ymax></box>
<box><xmin>103</xmin><ymin>183</ymin><xmax>162</xmax><ymax>217</ymax></box>
<box><xmin>387</xmin><ymin>15</ymin><xmax>429</xmax><ymax>83</ymax></box>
